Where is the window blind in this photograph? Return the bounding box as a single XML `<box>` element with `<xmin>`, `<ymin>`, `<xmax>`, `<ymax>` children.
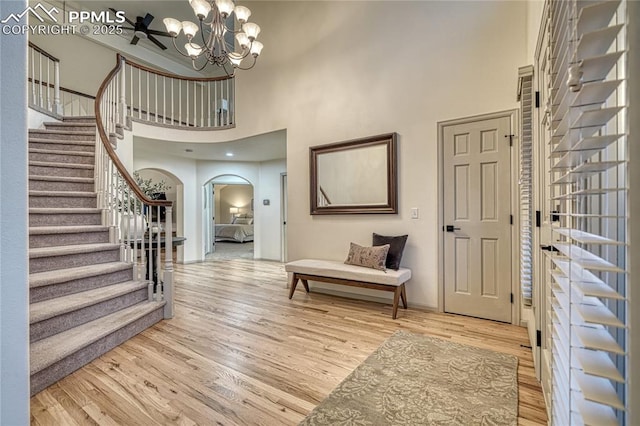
<box><xmin>544</xmin><ymin>0</ymin><xmax>628</xmax><ymax>424</ymax></box>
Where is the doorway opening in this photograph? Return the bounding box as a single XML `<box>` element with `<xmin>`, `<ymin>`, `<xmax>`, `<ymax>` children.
<box><xmin>204</xmin><ymin>174</ymin><xmax>255</xmax><ymax>260</ymax></box>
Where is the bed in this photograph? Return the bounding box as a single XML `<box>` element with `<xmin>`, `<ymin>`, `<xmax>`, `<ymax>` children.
<box><xmin>214</xmin><ymin>216</ymin><xmax>254</xmax><ymax>243</ymax></box>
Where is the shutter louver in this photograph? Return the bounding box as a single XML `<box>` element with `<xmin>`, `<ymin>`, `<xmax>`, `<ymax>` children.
<box><xmin>518</xmin><ymin>67</ymin><xmax>534</xmax><ymax>306</ymax></box>
<box><xmin>544</xmin><ymin>0</ymin><xmax>628</xmax><ymax>424</ymax></box>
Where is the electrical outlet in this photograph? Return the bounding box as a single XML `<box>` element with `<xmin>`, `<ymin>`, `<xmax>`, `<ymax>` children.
<box><xmin>411</xmin><ymin>208</ymin><xmax>419</xmax><ymax>219</ymax></box>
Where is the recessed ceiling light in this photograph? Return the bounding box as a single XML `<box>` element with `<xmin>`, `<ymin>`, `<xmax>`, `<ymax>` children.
<box><xmin>185</xmin><ymin>149</ymin><xmax>193</xmax><ymax>153</ymax></box>
<box><xmin>225</xmin><ymin>152</ymin><xmax>234</xmax><ymax>157</ymax></box>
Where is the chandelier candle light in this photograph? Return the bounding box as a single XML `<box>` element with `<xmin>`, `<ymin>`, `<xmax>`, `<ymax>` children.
<box><xmin>163</xmin><ymin>0</ymin><xmax>263</xmax><ymax>75</ymax></box>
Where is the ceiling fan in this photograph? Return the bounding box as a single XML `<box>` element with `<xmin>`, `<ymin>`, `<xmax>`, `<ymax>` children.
<box><xmin>111</xmin><ymin>9</ymin><xmax>172</xmax><ymax>50</ymax></box>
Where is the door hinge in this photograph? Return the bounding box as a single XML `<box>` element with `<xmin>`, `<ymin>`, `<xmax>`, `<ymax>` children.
<box><xmin>536</xmin><ymin>330</ymin><xmax>542</xmax><ymax>347</ymax></box>
<box><xmin>505</xmin><ymin>134</ymin><xmax>514</xmax><ymax>147</ymax></box>
<box><xmin>510</xmin><ymin>214</ymin><xmax>513</xmax><ymax>225</ymax></box>
<box><xmin>510</xmin><ymin>293</ymin><xmax>514</xmax><ymax>304</ymax></box>
<box><xmin>535</xmin><ymin>91</ymin><xmax>540</xmax><ymax>108</ymax></box>
<box><xmin>535</xmin><ymin>210</ymin><xmax>541</xmax><ymax>227</ymax></box>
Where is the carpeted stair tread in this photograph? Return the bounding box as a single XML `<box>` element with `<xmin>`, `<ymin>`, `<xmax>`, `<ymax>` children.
<box><xmin>30</xmin><ymin>207</ymin><xmax>101</xmax><ymax>214</ymax></box>
<box><xmin>44</xmin><ymin>121</ymin><xmax>96</xmax><ymax>128</ymax></box>
<box><xmin>29</xmin><ymin>225</ymin><xmax>108</xmax><ymax>235</ymax></box>
<box><xmin>29</xmin><ymin>242</ymin><xmax>119</xmax><ymax>259</ymax></box>
<box><xmin>29</xmin><ymin>262</ymin><xmax>132</xmax><ymax>288</ymax></box>
<box><xmin>29</xmin><ymin>190</ymin><xmax>96</xmax><ymax>197</ymax></box>
<box><xmin>30</xmin><ymin>281</ymin><xmax>148</xmax><ymax>323</ymax></box>
<box><xmin>29</xmin><ymin>148</ymin><xmax>94</xmax><ymax>157</ymax></box>
<box><xmin>30</xmin><ymin>175</ymin><xmax>94</xmax><ymax>183</ymax></box>
<box><xmin>29</xmin><ymin>161</ymin><xmax>94</xmax><ymax>170</ymax></box>
<box><xmin>29</xmin><ymin>129</ymin><xmax>95</xmax><ymax>137</ymax></box>
<box><xmin>30</xmin><ymin>301</ymin><xmax>165</xmax><ymax>374</ymax></box>
<box><xmin>63</xmin><ymin>116</ymin><xmax>96</xmax><ymax>121</ymax></box>
<box><xmin>28</xmin><ymin>138</ymin><xmax>94</xmax><ymax>147</ymax></box>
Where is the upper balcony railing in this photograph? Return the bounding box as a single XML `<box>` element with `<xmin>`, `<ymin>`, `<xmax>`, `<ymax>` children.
<box><xmin>123</xmin><ymin>59</ymin><xmax>235</xmax><ymax>128</ymax></box>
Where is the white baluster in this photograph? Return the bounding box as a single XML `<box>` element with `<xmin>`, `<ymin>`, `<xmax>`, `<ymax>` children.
<box><xmin>186</xmin><ymin>80</ymin><xmax>189</xmax><ymax>126</ymax></box>
<box><xmin>171</xmin><ymin>78</ymin><xmax>175</xmax><ymax>125</ymax></box>
<box><xmin>119</xmin><ymin>58</ymin><xmax>126</xmax><ymax>125</ymax></box>
<box><xmin>207</xmin><ymin>82</ymin><xmax>211</xmax><ymax>127</ymax></box>
<box><xmin>163</xmin><ymin>76</ymin><xmax>166</xmax><ymax>124</ymax></box>
<box><xmin>154</xmin><ymin>73</ymin><xmax>158</xmax><ymax>122</ymax></box>
<box><xmin>200</xmin><ymin>82</ymin><xmax>204</xmax><ymax>127</ymax></box>
<box><xmin>214</xmin><ymin>81</ymin><xmax>218</xmax><ymax>127</ymax></box>
<box><xmin>53</xmin><ymin>62</ymin><xmax>61</xmax><ymax>115</ymax></box>
<box><xmin>163</xmin><ymin>205</ymin><xmax>174</xmax><ymax>319</ymax></box>
<box><xmin>179</xmin><ymin>80</ymin><xmax>182</xmax><ymax>126</ymax></box>
<box><xmin>38</xmin><ymin>52</ymin><xmax>43</xmax><ymax>108</ymax></box>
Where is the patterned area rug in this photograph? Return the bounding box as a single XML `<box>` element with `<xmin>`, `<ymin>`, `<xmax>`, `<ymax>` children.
<box><xmin>300</xmin><ymin>330</ymin><xmax>518</xmax><ymax>426</ymax></box>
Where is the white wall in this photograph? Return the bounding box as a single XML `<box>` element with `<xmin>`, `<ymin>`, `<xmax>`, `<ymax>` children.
<box><xmin>257</xmin><ymin>159</ymin><xmax>287</xmax><ymax>260</ymax></box>
<box><xmin>227</xmin><ymin>0</ymin><xmax>528</xmax><ymax>308</ymax></box>
<box><xmin>219</xmin><ymin>184</ymin><xmax>253</xmax><ymax>223</ymax></box>
<box><xmin>0</xmin><ymin>1</ymin><xmax>30</xmax><ymax>422</ymax></box>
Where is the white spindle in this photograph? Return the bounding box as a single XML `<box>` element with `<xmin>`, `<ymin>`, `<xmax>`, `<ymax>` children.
<box><xmin>138</xmin><ymin>68</ymin><xmax>142</xmax><ymax>119</ymax></box>
<box><xmin>200</xmin><ymin>82</ymin><xmax>204</xmax><ymax>127</ymax></box>
<box><xmin>208</xmin><ymin>82</ymin><xmax>212</xmax><ymax>127</ymax></box>
<box><xmin>163</xmin><ymin>206</ymin><xmax>174</xmax><ymax>318</ymax></box>
<box><xmin>38</xmin><ymin>52</ymin><xmax>43</xmax><ymax>108</ymax></box>
<box><xmin>186</xmin><ymin>80</ymin><xmax>189</xmax><ymax>126</ymax></box>
<box><xmin>146</xmin><ymin>72</ymin><xmax>150</xmax><ymax>121</ymax></box>
<box><xmin>163</xmin><ymin>76</ymin><xmax>166</xmax><ymax>124</ymax></box>
<box><xmin>179</xmin><ymin>80</ymin><xmax>182</xmax><ymax>126</ymax></box>
<box><xmin>154</xmin><ymin>73</ymin><xmax>158</xmax><ymax>123</ymax></box>
<box><xmin>214</xmin><ymin>81</ymin><xmax>218</xmax><ymax>127</ymax></box>
<box><xmin>171</xmin><ymin>78</ymin><xmax>174</xmax><ymax>125</ymax></box>
<box><xmin>53</xmin><ymin>62</ymin><xmax>61</xmax><ymax>115</ymax></box>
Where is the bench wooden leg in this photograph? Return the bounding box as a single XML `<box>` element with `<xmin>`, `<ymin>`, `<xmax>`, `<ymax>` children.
<box><xmin>301</xmin><ymin>279</ymin><xmax>310</xmax><ymax>293</ymax></box>
<box><xmin>400</xmin><ymin>283</ymin><xmax>408</xmax><ymax>309</ymax></box>
<box><xmin>392</xmin><ymin>286</ymin><xmax>401</xmax><ymax>319</ymax></box>
<box><xmin>288</xmin><ymin>274</ymin><xmax>300</xmax><ymax>299</ymax></box>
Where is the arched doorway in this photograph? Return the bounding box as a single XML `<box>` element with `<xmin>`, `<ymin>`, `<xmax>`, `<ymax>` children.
<box><xmin>204</xmin><ymin>174</ymin><xmax>255</xmax><ymax>260</ymax></box>
<box><xmin>136</xmin><ymin>168</ymin><xmax>184</xmax><ymax>263</ymax></box>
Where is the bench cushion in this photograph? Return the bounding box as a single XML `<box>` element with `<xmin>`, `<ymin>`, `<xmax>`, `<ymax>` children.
<box><xmin>285</xmin><ymin>259</ymin><xmax>411</xmax><ymax>287</ymax></box>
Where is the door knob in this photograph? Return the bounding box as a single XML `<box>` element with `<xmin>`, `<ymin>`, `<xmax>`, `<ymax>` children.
<box><xmin>445</xmin><ymin>225</ymin><xmax>461</xmax><ymax>232</ymax></box>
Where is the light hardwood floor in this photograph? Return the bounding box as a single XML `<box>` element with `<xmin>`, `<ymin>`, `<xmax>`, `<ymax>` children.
<box><xmin>31</xmin><ymin>259</ymin><xmax>548</xmax><ymax>425</ymax></box>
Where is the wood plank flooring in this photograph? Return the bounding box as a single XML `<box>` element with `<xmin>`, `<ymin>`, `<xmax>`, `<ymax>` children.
<box><xmin>31</xmin><ymin>259</ymin><xmax>548</xmax><ymax>425</ymax></box>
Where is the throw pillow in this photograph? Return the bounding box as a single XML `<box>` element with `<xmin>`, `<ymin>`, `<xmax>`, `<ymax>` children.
<box><xmin>234</xmin><ymin>218</ymin><xmax>252</xmax><ymax>225</ymax></box>
<box><xmin>372</xmin><ymin>233</ymin><xmax>408</xmax><ymax>270</ymax></box>
<box><xmin>344</xmin><ymin>242</ymin><xmax>390</xmax><ymax>271</ymax></box>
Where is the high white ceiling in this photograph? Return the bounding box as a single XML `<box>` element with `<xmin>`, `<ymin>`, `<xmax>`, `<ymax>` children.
<box><xmin>63</xmin><ymin>0</ymin><xmax>285</xmax><ymax>162</ymax></box>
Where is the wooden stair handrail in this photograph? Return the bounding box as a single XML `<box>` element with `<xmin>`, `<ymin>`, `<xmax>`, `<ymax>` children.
<box><xmin>124</xmin><ymin>57</ymin><xmax>233</xmax><ymax>83</ymax></box>
<box><xmin>95</xmin><ymin>54</ymin><xmax>171</xmax><ymax>208</ymax></box>
<box><xmin>28</xmin><ymin>42</ymin><xmax>59</xmax><ymax>63</ymax></box>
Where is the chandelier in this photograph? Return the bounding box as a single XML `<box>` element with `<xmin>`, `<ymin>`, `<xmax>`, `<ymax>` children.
<box><xmin>163</xmin><ymin>0</ymin><xmax>263</xmax><ymax>75</ymax></box>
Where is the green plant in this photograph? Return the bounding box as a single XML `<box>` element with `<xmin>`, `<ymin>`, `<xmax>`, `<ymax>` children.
<box><xmin>133</xmin><ymin>171</ymin><xmax>172</xmax><ymax>199</ymax></box>
<box><xmin>119</xmin><ymin>172</ymin><xmax>171</xmax><ymax>214</ymax></box>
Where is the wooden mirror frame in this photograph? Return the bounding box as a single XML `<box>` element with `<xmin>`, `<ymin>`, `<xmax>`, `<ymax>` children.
<box><xmin>310</xmin><ymin>133</ymin><xmax>398</xmax><ymax>215</ymax></box>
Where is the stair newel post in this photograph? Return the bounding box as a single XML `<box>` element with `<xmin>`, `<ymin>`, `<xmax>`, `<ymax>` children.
<box><xmin>163</xmin><ymin>205</ymin><xmax>174</xmax><ymax>318</ymax></box>
<box><xmin>53</xmin><ymin>61</ymin><xmax>62</xmax><ymax>115</ymax></box>
<box><xmin>147</xmin><ymin>207</ymin><xmax>154</xmax><ymax>301</ymax></box>
<box><xmin>155</xmin><ymin>206</ymin><xmax>162</xmax><ymax>300</ymax></box>
<box><xmin>118</xmin><ymin>174</ymin><xmax>126</xmax><ymax>262</ymax></box>
<box><xmin>132</xmin><ymin>197</ymin><xmax>139</xmax><ymax>280</ymax></box>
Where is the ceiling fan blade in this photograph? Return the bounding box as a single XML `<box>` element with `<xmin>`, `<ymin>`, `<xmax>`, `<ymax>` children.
<box><xmin>121</xmin><ymin>26</ymin><xmax>135</xmax><ymax>31</ymax></box>
<box><xmin>142</xmin><ymin>13</ymin><xmax>154</xmax><ymax>28</ymax></box>
<box><xmin>130</xmin><ymin>35</ymin><xmax>140</xmax><ymax>45</ymax></box>
<box><xmin>146</xmin><ymin>29</ymin><xmax>172</xmax><ymax>37</ymax></box>
<box><xmin>109</xmin><ymin>8</ymin><xmax>135</xmax><ymax>26</ymax></box>
<box><xmin>148</xmin><ymin>35</ymin><xmax>167</xmax><ymax>50</ymax></box>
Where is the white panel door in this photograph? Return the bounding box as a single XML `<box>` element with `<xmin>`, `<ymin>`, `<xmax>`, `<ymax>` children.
<box><xmin>443</xmin><ymin>115</ymin><xmax>513</xmax><ymax>322</ymax></box>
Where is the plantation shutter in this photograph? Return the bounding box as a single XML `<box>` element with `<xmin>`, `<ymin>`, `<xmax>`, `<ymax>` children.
<box><xmin>545</xmin><ymin>0</ymin><xmax>628</xmax><ymax>424</ymax></box>
<box><xmin>518</xmin><ymin>66</ymin><xmax>534</xmax><ymax>306</ymax></box>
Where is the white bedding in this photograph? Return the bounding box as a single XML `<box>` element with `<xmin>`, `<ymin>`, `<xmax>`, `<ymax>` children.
<box><xmin>215</xmin><ymin>224</ymin><xmax>254</xmax><ymax>243</ymax></box>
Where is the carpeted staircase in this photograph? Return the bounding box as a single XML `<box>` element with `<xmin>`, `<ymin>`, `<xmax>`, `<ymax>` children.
<box><xmin>28</xmin><ymin>116</ymin><xmax>165</xmax><ymax>395</ymax></box>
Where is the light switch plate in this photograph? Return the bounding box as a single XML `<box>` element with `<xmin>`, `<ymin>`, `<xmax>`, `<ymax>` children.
<box><xmin>411</xmin><ymin>208</ymin><xmax>419</xmax><ymax>219</ymax></box>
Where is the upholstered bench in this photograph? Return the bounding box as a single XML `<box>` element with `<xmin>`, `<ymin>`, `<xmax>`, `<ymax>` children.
<box><xmin>285</xmin><ymin>259</ymin><xmax>412</xmax><ymax>319</ymax></box>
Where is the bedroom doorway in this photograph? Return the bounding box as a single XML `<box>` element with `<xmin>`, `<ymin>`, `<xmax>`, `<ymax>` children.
<box><xmin>204</xmin><ymin>175</ymin><xmax>255</xmax><ymax>260</ymax></box>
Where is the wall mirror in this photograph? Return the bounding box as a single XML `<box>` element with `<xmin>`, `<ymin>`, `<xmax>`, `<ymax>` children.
<box><xmin>310</xmin><ymin>133</ymin><xmax>398</xmax><ymax>214</ymax></box>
